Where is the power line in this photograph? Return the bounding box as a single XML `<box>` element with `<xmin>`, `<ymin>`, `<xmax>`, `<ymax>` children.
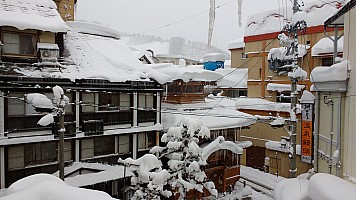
<box><xmin>138</xmin><ymin>0</ymin><xmax>238</xmax><ymax>35</ymax></box>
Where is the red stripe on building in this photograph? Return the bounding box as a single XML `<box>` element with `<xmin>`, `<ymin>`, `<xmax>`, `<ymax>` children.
<box><xmin>244</xmin><ymin>25</ymin><xmax>340</xmax><ymax>43</ymax></box>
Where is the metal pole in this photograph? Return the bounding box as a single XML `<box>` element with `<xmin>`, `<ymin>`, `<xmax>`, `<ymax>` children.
<box><xmin>59</xmin><ymin>95</ymin><xmax>65</xmax><ymax>180</ymax></box>
<box><xmin>289</xmin><ymin>0</ymin><xmax>299</xmax><ymax>178</ymax></box>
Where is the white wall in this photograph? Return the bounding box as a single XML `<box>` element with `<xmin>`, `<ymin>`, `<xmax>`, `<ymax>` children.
<box><xmin>343</xmin><ymin>7</ymin><xmax>356</xmax><ymax>180</ymax></box>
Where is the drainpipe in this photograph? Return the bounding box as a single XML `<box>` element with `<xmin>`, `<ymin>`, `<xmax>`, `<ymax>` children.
<box><xmin>314</xmin><ymin>92</ymin><xmax>320</xmax><ymax>172</ymax></box>
<box><xmin>324</xmin><ymin>96</ymin><xmax>334</xmax><ymax>174</ymax></box>
<box><xmin>336</xmin><ymin>93</ymin><xmax>342</xmax><ymax>176</ymax></box>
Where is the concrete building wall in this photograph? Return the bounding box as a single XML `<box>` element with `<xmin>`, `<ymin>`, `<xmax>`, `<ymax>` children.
<box><xmin>55</xmin><ymin>0</ymin><xmax>75</xmax><ymax>21</ymax></box>
<box><xmin>230</xmin><ymin>48</ymin><xmax>245</xmax><ymax>68</ymax></box>
<box><xmin>343</xmin><ymin>7</ymin><xmax>356</xmax><ymax>180</ymax></box>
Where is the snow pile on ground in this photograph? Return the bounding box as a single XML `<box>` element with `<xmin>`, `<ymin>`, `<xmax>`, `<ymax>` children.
<box><xmin>241</xmin><ymin>165</ymin><xmax>286</xmax><ymax>190</ymax></box>
<box><xmin>0</xmin><ymin>0</ymin><xmax>68</xmax><ymax>32</ymax></box>
<box><xmin>245</xmin><ymin>0</ymin><xmax>345</xmax><ymax>36</ymax></box>
<box><xmin>274</xmin><ymin>173</ymin><xmax>310</xmax><ymax>200</ymax></box>
<box><xmin>311</xmin><ymin>60</ymin><xmax>350</xmax><ymax>82</ymax></box>
<box><xmin>0</xmin><ymin>174</ymin><xmax>116</xmax><ymax>200</ymax></box>
<box><xmin>312</xmin><ymin>36</ymin><xmax>344</xmax><ymax>56</ymax></box>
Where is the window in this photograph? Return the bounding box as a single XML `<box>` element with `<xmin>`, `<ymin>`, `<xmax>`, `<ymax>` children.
<box><xmin>3</xmin><ymin>32</ymin><xmax>36</xmax><ymax>55</ymax></box>
<box><xmin>138</xmin><ymin>132</ymin><xmax>155</xmax><ymax>150</ymax></box>
<box><xmin>322</xmin><ymin>58</ymin><xmax>333</xmax><ymax>66</ymax></box>
<box><xmin>24</xmin><ymin>142</ymin><xmax>57</xmax><ymax>166</ymax></box>
<box><xmin>139</xmin><ymin>94</ymin><xmax>154</xmax><ymax>109</ymax></box>
<box><xmin>94</xmin><ymin>136</ymin><xmax>115</xmax><ymax>156</ymax></box>
<box><xmin>81</xmin><ymin>138</ymin><xmax>94</xmax><ymax>159</ymax></box>
<box><xmin>277</xmin><ymin>92</ymin><xmax>291</xmax><ymax>103</ymax></box>
<box><xmin>118</xmin><ymin>134</ymin><xmax>130</xmax><ymax>154</ymax></box>
<box><xmin>98</xmin><ymin>93</ymin><xmax>131</xmax><ymax>111</ymax></box>
<box><xmin>82</xmin><ymin>93</ymin><xmax>95</xmax><ymax>113</ymax></box>
<box><xmin>7</xmin><ymin>145</ymin><xmax>25</xmax><ymax>170</ymax></box>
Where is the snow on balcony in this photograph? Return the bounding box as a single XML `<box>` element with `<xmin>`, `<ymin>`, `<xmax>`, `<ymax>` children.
<box><xmin>310</xmin><ymin>60</ymin><xmax>350</xmax><ymax>92</ymax></box>
<box><xmin>312</xmin><ymin>36</ymin><xmax>344</xmax><ymax>57</ymax></box>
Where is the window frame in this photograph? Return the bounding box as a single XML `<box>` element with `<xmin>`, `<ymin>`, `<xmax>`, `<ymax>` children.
<box><xmin>2</xmin><ymin>31</ymin><xmax>37</xmax><ymax>56</ymax></box>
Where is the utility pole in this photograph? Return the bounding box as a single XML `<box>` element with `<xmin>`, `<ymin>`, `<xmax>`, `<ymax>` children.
<box><xmin>58</xmin><ymin>94</ymin><xmax>65</xmax><ymax>180</ymax></box>
<box><xmin>288</xmin><ymin>0</ymin><xmax>305</xmax><ymax>178</ymax></box>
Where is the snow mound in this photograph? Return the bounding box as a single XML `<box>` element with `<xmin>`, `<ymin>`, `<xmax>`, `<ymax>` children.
<box><xmin>311</xmin><ymin>60</ymin><xmax>350</xmax><ymax>82</ymax></box>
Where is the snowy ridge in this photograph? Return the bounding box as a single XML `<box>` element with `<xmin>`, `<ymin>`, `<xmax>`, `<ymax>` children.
<box><xmin>235</xmin><ymin>98</ymin><xmax>292</xmax><ymax>112</ymax></box>
<box><xmin>0</xmin><ymin>0</ymin><xmax>68</xmax><ymax>32</ymax></box>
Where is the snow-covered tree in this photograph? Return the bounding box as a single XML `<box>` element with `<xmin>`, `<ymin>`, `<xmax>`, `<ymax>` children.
<box><xmin>150</xmin><ymin>117</ymin><xmax>218</xmax><ymax>199</ymax></box>
<box><xmin>119</xmin><ymin>154</ymin><xmax>172</xmax><ymax>200</ymax></box>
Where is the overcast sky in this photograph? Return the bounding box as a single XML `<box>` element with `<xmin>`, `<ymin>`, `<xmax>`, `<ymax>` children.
<box><xmin>76</xmin><ymin>0</ymin><xmax>292</xmax><ymax>51</ymax></box>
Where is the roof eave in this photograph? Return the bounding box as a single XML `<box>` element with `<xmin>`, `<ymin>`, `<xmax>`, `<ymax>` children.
<box><xmin>324</xmin><ymin>0</ymin><xmax>356</xmax><ymax>28</ymax></box>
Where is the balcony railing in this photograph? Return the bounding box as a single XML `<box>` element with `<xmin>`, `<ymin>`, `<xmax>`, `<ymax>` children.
<box><xmin>137</xmin><ymin>110</ymin><xmax>156</xmax><ymax>123</ymax></box>
<box><xmin>82</xmin><ymin>120</ymin><xmax>104</xmax><ymax>136</ymax></box>
<box><xmin>81</xmin><ymin>111</ymin><xmax>132</xmax><ymax>126</ymax></box>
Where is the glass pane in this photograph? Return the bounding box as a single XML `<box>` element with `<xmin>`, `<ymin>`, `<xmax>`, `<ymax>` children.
<box><xmin>120</xmin><ymin>94</ymin><xmax>130</xmax><ymax>110</ymax></box>
<box><xmin>42</xmin><ymin>142</ymin><xmax>57</xmax><ymax>163</ymax></box>
<box><xmin>82</xmin><ymin>93</ymin><xmax>95</xmax><ymax>112</ymax></box>
<box><xmin>146</xmin><ymin>95</ymin><xmax>154</xmax><ymax>109</ymax></box>
<box><xmin>7</xmin><ymin>93</ymin><xmax>24</xmax><ymax>115</ymax></box>
<box><xmin>137</xmin><ymin>133</ymin><xmax>147</xmax><ymax>149</ymax></box>
<box><xmin>119</xmin><ymin>135</ymin><xmax>130</xmax><ymax>153</ymax></box>
<box><xmin>94</xmin><ymin>136</ymin><xmax>115</xmax><ymax>156</ymax></box>
<box><xmin>138</xmin><ymin>94</ymin><xmax>145</xmax><ymax>108</ymax></box>
<box><xmin>20</xmin><ymin>34</ymin><xmax>34</xmax><ymax>55</ymax></box>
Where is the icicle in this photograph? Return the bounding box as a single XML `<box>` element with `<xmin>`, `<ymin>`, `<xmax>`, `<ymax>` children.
<box><xmin>237</xmin><ymin>0</ymin><xmax>243</xmax><ymax>27</ymax></box>
<box><xmin>208</xmin><ymin>0</ymin><xmax>216</xmax><ymax>47</ymax></box>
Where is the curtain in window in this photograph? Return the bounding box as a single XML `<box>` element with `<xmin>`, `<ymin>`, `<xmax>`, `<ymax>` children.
<box><xmin>137</xmin><ymin>132</ymin><xmax>147</xmax><ymax>150</ymax></box>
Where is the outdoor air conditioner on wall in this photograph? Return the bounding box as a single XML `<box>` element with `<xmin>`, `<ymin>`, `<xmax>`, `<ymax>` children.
<box><xmin>37</xmin><ymin>43</ymin><xmax>59</xmax><ymax>64</ymax></box>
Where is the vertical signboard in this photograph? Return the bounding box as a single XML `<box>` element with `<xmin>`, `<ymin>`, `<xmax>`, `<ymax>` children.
<box><xmin>301</xmin><ymin>103</ymin><xmax>314</xmax><ymax>164</ymax></box>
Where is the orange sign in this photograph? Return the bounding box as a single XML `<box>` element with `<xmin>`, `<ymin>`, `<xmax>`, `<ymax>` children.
<box><xmin>301</xmin><ymin>103</ymin><xmax>313</xmax><ymax>164</ymax></box>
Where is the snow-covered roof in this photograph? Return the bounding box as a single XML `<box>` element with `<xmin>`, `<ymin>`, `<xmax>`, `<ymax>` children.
<box><xmin>202</xmin><ymin>53</ymin><xmax>226</xmax><ymax>62</ymax></box>
<box><xmin>267</xmin><ymin>83</ymin><xmax>305</xmax><ymax>92</ymax></box>
<box><xmin>13</xmin><ymin>27</ymin><xmax>171</xmax><ymax>84</ymax></box>
<box><xmin>265</xmin><ymin>140</ymin><xmax>301</xmax><ymax>155</ymax></box>
<box><xmin>311</xmin><ymin>36</ymin><xmax>344</xmax><ymax>56</ymax></box>
<box><xmin>53</xmin><ymin>162</ymin><xmax>134</xmax><ymax>187</ymax></box>
<box><xmin>0</xmin><ymin>0</ymin><xmax>68</xmax><ymax>32</ymax></box>
<box><xmin>148</xmin><ymin>63</ymin><xmax>222</xmax><ymax>83</ymax></box>
<box><xmin>162</xmin><ymin>97</ymin><xmax>256</xmax><ymax>131</ymax></box>
<box><xmin>1</xmin><ymin>174</ymin><xmax>116</xmax><ymax>200</ymax></box>
<box><xmin>132</xmin><ymin>41</ymin><xmax>170</xmax><ymax>57</ymax></box>
<box><xmin>215</xmin><ymin>68</ymin><xmax>248</xmax><ymax>88</ymax></box>
<box><xmin>228</xmin><ymin>38</ymin><xmax>245</xmax><ymax>50</ymax></box>
<box><xmin>235</xmin><ymin>97</ymin><xmax>292</xmax><ymax>112</ymax></box>
<box><xmin>310</xmin><ymin>60</ymin><xmax>350</xmax><ymax>82</ymax></box>
<box><xmin>245</xmin><ymin>0</ymin><xmax>345</xmax><ymax>37</ymax></box>
<box><xmin>67</xmin><ymin>21</ymin><xmax>121</xmax><ymax>39</ymax></box>
<box><xmin>202</xmin><ymin>136</ymin><xmax>243</xmax><ymax>161</ymax></box>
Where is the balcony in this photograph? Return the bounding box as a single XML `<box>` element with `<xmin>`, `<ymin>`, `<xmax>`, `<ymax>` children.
<box><xmin>82</xmin><ymin>120</ymin><xmax>104</xmax><ymax>136</ymax></box>
<box><xmin>137</xmin><ymin>110</ymin><xmax>156</xmax><ymax>123</ymax></box>
<box><xmin>81</xmin><ymin>111</ymin><xmax>132</xmax><ymax>126</ymax></box>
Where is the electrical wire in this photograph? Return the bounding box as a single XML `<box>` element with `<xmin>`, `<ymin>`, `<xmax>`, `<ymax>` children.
<box><xmin>137</xmin><ymin>0</ymin><xmax>238</xmax><ymax>35</ymax></box>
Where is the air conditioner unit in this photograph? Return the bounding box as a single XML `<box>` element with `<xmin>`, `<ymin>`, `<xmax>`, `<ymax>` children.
<box><xmin>37</xmin><ymin>43</ymin><xmax>59</xmax><ymax>64</ymax></box>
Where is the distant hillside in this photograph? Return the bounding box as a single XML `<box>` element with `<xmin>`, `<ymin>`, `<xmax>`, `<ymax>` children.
<box><xmin>121</xmin><ymin>34</ymin><xmax>229</xmax><ymax>61</ymax></box>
